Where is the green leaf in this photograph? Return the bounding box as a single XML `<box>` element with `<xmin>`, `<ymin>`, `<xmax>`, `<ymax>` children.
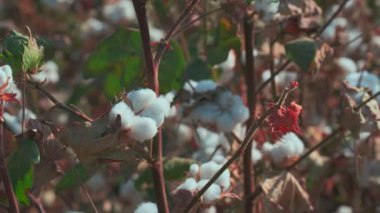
<box><xmin>206</xmin><ymin>19</ymin><xmax>241</xmax><ymax>65</ymax></box>
<box><xmin>84</xmin><ymin>28</ymin><xmax>143</xmax><ymax>98</ymax></box>
<box><xmin>185</xmin><ymin>58</ymin><xmax>212</xmax><ymax>80</ymax></box>
<box><xmin>2</xmin><ymin>30</ymin><xmax>29</xmax><ymax>72</ymax></box>
<box><xmin>163</xmin><ymin>157</ymin><xmax>195</xmax><ymax>181</ymax></box>
<box><xmin>285</xmin><ymin>38</ymin><xmax>317</xmax><ymax>71</ymax></box>
<box><xmin>159</xmin><ymin>41</ymin><xmax>186</xmax><ymax>93</ymax></box>
<box><xmin>55</xmin><ymin>164</ymin><xmax>97</xmax><ymax>192</ymax></box>
<box><xmin>8</xmin><ymin>138</ymin><xmax>40</xmax><ymax>205</ymax></box>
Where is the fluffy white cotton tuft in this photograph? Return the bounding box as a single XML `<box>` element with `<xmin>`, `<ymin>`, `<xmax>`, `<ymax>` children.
<box><xmin>195</xmin><ymin>80</ymin><xmax>218</xmax><ymax>93</ymax></box>
<box><xmin>337</xmin><ymin>57</ymin><xmax>357</xmax><ymax>74</ymax></box>
<box><xmin>197</xmin><ymin>180</ymin><xmax>222</xmax><ymax>204</ymax></box>
<box><xmin>251</xmin><ymin>143</ymin><xmax>263</xmax><ymax>164</ymax></box>
<box><xmin>129</xmin><ymin>116</ymin><xmax>157</xmax><ymax>142</ymax></box>
<box><xmin>30</xmin><ymin>61</ymin><xmax>60</xmax><ymax>84</ymax></box>
<box><xmin>134</xmin><ymin>202</ymin><xmax>158</xmax><ymax>213</ymax></box>
<box><xmin>345</xmin><ymin>71</ymin><xmax>380</xmax><ymax>95</ymax></box>
<box><xmin>103</xmin><ymin>0</ymin><xmax>136</xmax><ymax>23</ymax></box>
<box><xmin>140</xmin><ymin>96</ymin><xmax>170</xmax><ymax>126</ymax></box>
<box><xmin>199</xmin><ymin>161</ymin><xmax>230</xmax><ymax>190</ymax></box>
<box><xmin>85</xmin><ymin>173</ymin><xmax>106</xmax><ymax>192</ymax></box>
<box><xmin>269</xmin><ymin>132</ymin><xmax>305</xmax><ymax>164</ymax></box>
<box><xmin>253</xmin><ymin>0</ymin><xmax>280</xmax><ymax>21</ymax></box>
<box><xmin>177</xmin><ymin>178</ymin><xmax>197</xmax><ymax>192</ymax></box>
<box><xmin>127</xmin><ymin>88</ymin><xmax>156</xmax><ymax>112</ymax></box>
<box><xmin>3</xmin><ymin>113</ymin><xmax>21</xmax><ymax>135</ymax></box>
<box><xmin>109</xmin><ymin>102</ymin><xmax>135</xmax><ymax>129</ymax></box>
<box><xmin>189</xmin><ymin>164</ymin><xmax>200</xmax><ymax>178</ymax></box>
<box><xmin>119</xmin><ymin>180</ymin><xmax>143</xmax><ymax>204</ymax></box>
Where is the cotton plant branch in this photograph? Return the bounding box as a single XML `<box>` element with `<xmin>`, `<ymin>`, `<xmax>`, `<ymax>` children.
<box><xmin>242</xmin><ymin>12</ymin><xmax>256</xmax><ymax>213</ymax></box>
<box><xmin>183</xmin><ymin>85</ymin><xmax>298</xmax><ymax>213</ymax></box>
<box><xmin>26</xmin><ymin>80</ymin><xmax>94</xmax><ymax>122</ymax></box>
<box><xmin>255</xmin><ymin>0</ymin><xmax>350</xmax><ymax>96</ymax></box>
<box><xmin>0</xmin><ymin>101</ymin><xmax>19</xmax><ymax>213</ymax></box>
<box><xmin>132</xmin><ymin>0</ymin><xmax>169</xmax><ymax>212</ymax></box>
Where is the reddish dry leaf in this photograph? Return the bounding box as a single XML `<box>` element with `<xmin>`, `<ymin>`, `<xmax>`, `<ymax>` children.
<box><xmin>261</xmin><ymin>172</ymin><xmax>313</xmax><ymax>212</ymax></box>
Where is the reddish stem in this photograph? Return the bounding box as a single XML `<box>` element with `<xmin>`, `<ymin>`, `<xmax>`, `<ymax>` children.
<box><xmin>132</xmin><ymin>1</ymin><xmax>169</xmax><ymax>212</ymax></box>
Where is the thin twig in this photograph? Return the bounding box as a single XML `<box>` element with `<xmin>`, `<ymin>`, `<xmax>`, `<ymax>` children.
<box><xmin>0</xmin><ymin>100</ymin><xmax>19</xmax><ymax>213</ymax></box>
<box><xmin>72</xmin><ymin>165</ymin><xmax>99</xmax><ymax>213</ymax></box>
<box><xmin>28</xmin><ymin>193</ymin><xmax>46</xmax><ymax>213</ymax></box>
<box><xmin>354</xmin><ymin>90</ymin><xmax>380</xmax><ymax>111</ymax></box>
<box><xmin>26</xmin><ymin>80</ymin><xmax>93</xmax><ymax>122</ymax></box>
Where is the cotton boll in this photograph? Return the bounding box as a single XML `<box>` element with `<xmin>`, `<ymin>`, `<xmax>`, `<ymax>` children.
<box><xmin>270</xmin><ymin>132</ymin><xmax>304</xmax><ymax>164</ymax></box>
<box><xmin>335</xmin><ymin>205</ymin><xmax>353</xmax><ymax>213</ymax></box>
<box><xmin>177</xmin><ymin>178</ymin><xmax>197</xmax><ymax>192</ymax></box>
<box><xmin>196</xmin><ymin>180</ymin><xmax>222</xmax><ymax>204</ymax></box>
<box><xmin>17</xmin><ymin>108</ymin><xmax>37</xmax><ymax>122</ymax></box>
<box><xmin>129</xmin><ymin>116</ymin><xmax>157</xmax><ymax>142</ymax></box>
<box><xmin>127</xmin><ymin>88</ymin><xmax>156</xmax><ymax>112</ymax></box>
<box><xmin>194</xmin><ymin>80</ymin><xmax>218</xmax><ymax>93</ymax></box>
<box><xmin>253</xmin><ymin>0</ymin><xmax>280</xmax><ymax>21</ymax></box>
<box><xmin>230</xmin><ymin>95</ymin><xmax>249</xmax><ymax>123</ymax></box>
<box><xmin>81</xmin><ymin>18</ymin><xmax>109</xmax><ymax>38</ymax></box>
<box><xmin>140</xmin><ymin>109</ymin><xmax>164</xmax><ymax>127</ymax></box>
<box><xmin>103</xmin><ymin>0</ymin><xmax>136</xmax><ymax>23</ymax></box>
<box><xmin>215</xmin><ymin>169</ymin><xmax>230</xmax><ymax>191</ymax></box>
<box><xmin>202</xmin><ymin>206</ymin><xmax>217</xmax><ymax>213</ymax></box>
<box><xmin>109</xmin><ymin>102</ymin><xmax>135</xmax><ymax>129</ymax></box>
<box><xmin>189</xmin><ymin>164</ymin><xmax>200</xmax><ymax>178</ymax></box>
<box><xmin>337</xmin><ymin>57</ymin><xmax>357</xmax><ymax>74</ymax></box>
<box><xmin>176</xmin><ymin>124</ymin><xmax>193</xmax><ymax>144</ymax></box>
<box><xmin>149</xmin><ymin>25</ymin><xmax>164</xmax><ymax>42</ymax></box>
<box><xmin>252</xmin><ymin>143</ymin><xmax>263</xmax><ymax>164</ymax></box>
<box><xmin>346</xmin><ymin>28</ymin><xmax>363</xmax><ymax>52</ymax></box>
<box><xmin>119</xmin><ymin>180</ymin><xmax>142</xmax><ymax>203</ymax></box>
<box><xmin>191</xmin><ymin>103</ymin><xmax>221</xmax><ymax>124</ymax></box>
<box><xmin>31</xmin><ymin>61</ymin><xmax>60</xmax><ymax>84</ymax></box>
<box><xmin>217</xmin><ymin>50</ymin><xmax>236</xmax><ymax>84</ymax></box>
<box><xmin>321</xmin><ymin>17</ymin><xmax>348</xmax><ymax>40</ymax></box>
<box><xmin>216</xmin><ymin>112</ymin><xmax>236</xmax><ymax>132</ymax></box>
<box><xmin>200</xmin><ymin>161</ymin><xmax>220</xmax><ymax>180</ymax></box>
<box><xmin>0</xmin><ymin>65</ymin><xmax>13</xmax><ymax>81</ymax></box>
<box><xmin>3</xmin><ymin>113</ymin><xmax>21</xmax><ymax>135</ymax></box>
<box><xmin>183</xmin><ymin>80</ymin><xmax>198</xmax><ymax>93</ymax></box>
<box><xmin>261</xmin><ymin>142</ymin><xmax>274</xmax><ymax>154</ymax></box>
<box><xmin>134</xmin><ymin>202</ymin><xmax>158</xmax><ymax>213</ymax></box>
<box><xmin>345</xmin><ymin>71</ymin><xmax>380</xmax><ymax>94</ymax></box>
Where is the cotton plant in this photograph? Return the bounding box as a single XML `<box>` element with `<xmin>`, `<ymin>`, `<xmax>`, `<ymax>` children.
<box><xmin>134</xmin><ymin>202</ymin><xmax>158</xmax><ymax>213</ymax></box>
<box><xmin>109</xmin><ymin>88</ymin><xmax>171</xmax><ymax>142</ymax></box>
<box><xmin>176</xmin><ymin>161</ymin><xmax>231</xmax><ymax>205</ymax></box>
<box><xmin>180</xmin><ymin>80</ymin><xmax>249</xmax><ymax>132</ymax></box>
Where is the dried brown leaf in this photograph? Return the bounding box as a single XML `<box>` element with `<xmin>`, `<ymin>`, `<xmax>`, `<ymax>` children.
<box><xmin>261</xmin><ymin>172</ymin><xmax>313</xmax><ymax>212</ymax></box>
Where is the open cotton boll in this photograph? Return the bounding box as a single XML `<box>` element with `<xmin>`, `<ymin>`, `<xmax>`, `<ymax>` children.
<box><xmin>336</xmin><ymin>57</ymin><xmax>357</xmax><ymax>74</ymax></box>
<box><xmin>346</xmin><ymin>28</ymin><xmax>363</xmax><ymax>52</ymax></box>
<box><xmin>189</xmin><ymin>164</ymin><xmax>200</xmax><ymax>178</ymax></box>
<box><xmin>0</xmin><ymin>65</ymin><xmax>13</xmax><ymax>81</ymax></box>
<box><xmin>202</xmin><ymin>206</ymin><xmax>217</xmax><ymax>213</ymax></box>
<box><xmin>31</xmin><ymin>61</ymin><xmax>60</xmax><ymax>84</ymax></box>
<box><xmin>252</xmin><ymin>143</ymin><xmax>263</xmax><ymax>164</ymax></box>
<box><xmin>261</xmin><ymin>142</ymin><xmax>274</xmax><ymax>154</ymax></box>
<box><xmin>134</xmin><ymin>202</ymin><xmax>158</xmax><ymax>213</ymax></box>
<box><xmin>270</xmin><ymin>132</ymin><xmax>305</xmax><ymax>164</ymax></box>
<box><xmin>80</xmin><ymin>18</ymin><xmax>109</xmax><ymax>38</ymax></box>
<box><xmin>149</xmin><ymin>25</ymin><xmax>164</xmax><ymax>42</ymax></box>
<box><xmin>230</xmin><ymin>95</ymin><xmax>249</xmax><ymax>123</ymax></box>
<box><xmin>253</xmin><ymin>0</ymin><xmax>280</xmax><ymax>21</ymax></box>
<box><xmin>3</xmin><ymin>113</ymin><xmax>22</xmax><ymax>135</ymax></box>
<box><xmin>194</xmin><ymin>80</ymin><xmax>218</xmax><ymax>93</ymax></box>
<box><xmin>85</xmin><ymin>173</ymin><xmax>107</xmax><ymax>192</ymax></box>
<box><xmin>109</xmin><ymin>102</ymin><xmax>135</xmax><ymax>129</ymax></box>
<box><xmin>200</xmin><ymin>161</ymin><xmax>220</xmax><ymax>180</ymax></box>
<box><xmin>177</xmin><ymin>178</ymin><xmax>197</xmax><ymax>192</ymax></box>
<box><xmin>103</xmin><ymin>0</ymin><xmax>136</xmax><ymax>23</ymax></box>
<box><xmin>140</xmin><ymin>109</ymin><xmax>164</xmax><ymax>127</ymax></box>
<box><xmin>321</xmin><ymin>17</ymin><xmax>348</xmax><ymax>40</ymax></box>
<box><xmin>17</xmin><ymin>108</ymin><xmax>37</xmax><ymax>122</ymax></box>
<box><xmin>345</xmin><ymin>71</ymin><xmax>380</xmax><ymax>95</ymax></box>
<box><xmin>217</xmin><ymin>50</ymin><xmax>236</xmax><ymax>84</ymax></box>
<box><xmin>335</xmin><ymin>205</ymin><xmax>353</xmax><ymax>213</ymax></box>
<box><xmin>127</xmin><ymin>88</ymin><xmax>157</xmax><ymax>112</ymax></box>
<box><xmin>216</xmin><ymin>112</ymin><xmax>236</xmax><ymax>132</ymax></box>
<box><xmin>190</xmin><ymin>102</ymin><xmax>221</xmax><ymax>124</ymax></box>
<box><xmin>119</xmin><ymin>180</ymin><xmax>143</xmax><ymax>205</ymax></box>
<box><xmin>183</xmin><ymin>80</ymin><xmax>198</xmax><ymax>93</ymax></box>
<box><xmin>197</xmin><ymin>180</ymin><xmax>222</xmax><ymax>204</ymax></box>
<box><xmin>129</xmin><ymin>116</ymin><xmax>157</xmax><ymax>142</ymax></box>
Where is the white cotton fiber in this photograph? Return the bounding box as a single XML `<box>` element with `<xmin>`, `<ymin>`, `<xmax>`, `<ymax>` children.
<box><xmin>337</xmin><ymin>57</ymin><xmax>357</xmax><ymax>74</ymax></box>
<box><xmin>129</xmin><ymin>116</ymin><xmax>157</xmax><ymax>142</ymax></box>
<box><xmin>177</xmin><ymin>178</ymin><xmax>197</xmax><ymax>192</ymax></box>
<box><xmin>127</xmin><ymin>88</ymin><xmax>156</xmax><ymax>112</ymax></box>
<box><xmin>103</xmin><ymin>0</ymin><xmax>136</xmax><ymax>23</ymax></box>
<box><xmin>196</xmin><ymin>180</ymin><xmax>222</xmax><ymax>204</ymax></box>
<box><xmin>140</xmin><ymin>96</ymin><xmax>170</xmax><ymax>126</ymax></box>
<box><xmin>183</xmin><ymin>80</ymin><xmax>198</xmax><ymax>93</ymax></box>
<box><xmin>345</xmin><ymin>71</ymin><xmax>380</xmax><ymax>95</ymax></box>
<box><xmin>3</xmin><ymin>113</ymin><xmax>21</xmax><ymax>135</ymax></box>
<box><xmin>189</xmin><ymin>164</ymin><xmax>200</xmax><ymax>178</ymax></box>
<box><xmin>134</xmin><ymin>202</ymin><xmax>158</xmax><ymax>213</ymax></box>
<box><xmin>31</xmin><ymin>61</ymin><xmax>60</xmax><ymax>84</ymax></box>
<box><xmin>200</xmin><ymin>161</ymin><xmax>220</xmax><ymax>180</ymax></box>
<box><xmin>194</xmin><ymin>80</ymin><xmax>217</xmax><ymax>93</ymax></box>
<box><xmin>253</xmin><ymin>0</ymin><xmax>280</xmax><ymax>21</ymax></box>
<box><xmin>109</xmin><ymin>102</ymin><xmax>135</xmax><ymax>129</ymax></box>
<box><xmin>17</xmin><ymin>108</ymin><xmax>37</xmax><ymax>122</ymax></box>
<box><xmin>270</xmin><ymin>132</ymin><xmax>305</xmax><ymax>164</ymax></box>
<box><xmin>216</xmin><ymin>112</ymin><xmax>236</xmax><ymax>132</ymax></box>
<box><xmin>252</xmin><ymin>143</ymin><xmax>263</xmax><ymax>164</ymax></box>
<box><xmin>230</xmin><ymin>95</ymin><xmax>249</xmax><ymax>122</ymax></box>
<box><xmin>85</xmin><ymin>173</ymin><xmax>106</xmax><ymax>192</ymax></box>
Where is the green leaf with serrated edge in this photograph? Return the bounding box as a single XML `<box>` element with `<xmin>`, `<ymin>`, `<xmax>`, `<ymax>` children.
<box><xmin>185</xmin><ymin>58</ymin><xmax>212</xmax><ymax>80</ymax></box>
<box><xmin>285</xmin><ymin>38</ymin><xmax>317</xmax><ymax>71</ymax></box>
<box><xmin>84</xmin><ymin>28</ymin><xmax>143</xmax><ymax>98</ymax></box>
<box><xmin>55</xmin><ymin>164</ymin><xmax>99</xmax><ymax>192</ymax></box>
<box><xmin>159</xmin><ymin>41</ymin><xmax>186</xmax><ymax>93</ymax></box>
<box><xmin>8</xmin><ymin>138</ymin><xmax>40</xmax><ymax>205</ymax></box>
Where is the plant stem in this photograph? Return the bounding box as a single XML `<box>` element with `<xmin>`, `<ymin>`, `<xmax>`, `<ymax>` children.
<box><xmin>243</xmin><ymin>14</ymin><xmax>255</xmax><ymax>213</ymax></box>
<box><xmin>132</xmin><ymin>1</ymin><xmax>169</xmax><ymax>212</ymax></box>
<box><xmin>0</xmin><ymin>100</ymin><xmax>19</xmax><ymax>213</ymax></box>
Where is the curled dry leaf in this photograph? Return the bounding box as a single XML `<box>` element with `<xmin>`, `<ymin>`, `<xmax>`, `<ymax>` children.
<box><xmin>284</xmin><ymin>0</ymin><xmax>322</xmax><ymax>35</ymax></box>
<box><xmin>261</xmin><ymin>172</ymin><xmax>313</xmax><ymax>212</ymax></box>
<box><xmin>341</xmin><ymin>82</ymin><xmax>380</xmax><ymax>139</ymax></box>
<box><xmin>312</xmin><ymin>41</ymin><xmax>334</xmax><ymax>74</ymax></box>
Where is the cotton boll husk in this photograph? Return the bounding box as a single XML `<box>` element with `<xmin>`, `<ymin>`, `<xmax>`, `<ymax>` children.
<box><xmin>127</xmin><ymin>88</ymin><xmax>157</xmax><ymax>112</ymax></box>
<box><xmin>230</xmin><ymin>95</ymin><xmax>249</xmax><ymax>123</ymax></box>
<box><xmin>109</xmin><ymin>102</ymin><xmax>135</xmax><ymax>129</ymax></box>
<box><xmin>216</xmin><ymin>112</ymin><xmax>236</xmax><ymax>132</ymax></box>
<box><xmin>189</xmin><ymin>164</ymin><xmax>200</xmax><ymax>178</ymax></box>
<box><xmin>194</xmin><ymin>80</ymin><xmax>218</xmax><ymax>93</ymax></box>
<box><xmin>3</xmin><ymin>112</ymin><xmax>21</xmax><ymax>135</ymax></box>
<box><xmin>177</xmin><ymin>178</ymin><xmax>197</xmax><ymax>191</ymax></box>
<box><xmin>336</xmin><ymin>57</ymin><xmax>357</xmax><ymax>74</ymax></box>
<box><xmin>129</xmin><ymin>116</ymin><xmax>157</xmax><ymax>142</ymax></box>
<box><xmin>134</xmin><ymin>202</ymin><xmax>158</xmax><ymax>213</ymax></box>
<box><xmin>196</xmin><ymin>180</ymin><xmax>222</xmax><ymax>204</ymax></box>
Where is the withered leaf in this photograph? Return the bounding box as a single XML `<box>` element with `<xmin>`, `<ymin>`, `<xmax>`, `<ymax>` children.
<box><xmin>261</xmin><ymin>172</ymin><xmax>313</xmax><ymax>212</ymax></box>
